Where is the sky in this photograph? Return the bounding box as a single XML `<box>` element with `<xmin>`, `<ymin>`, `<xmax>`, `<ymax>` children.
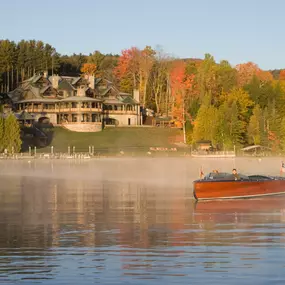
<box><xmin>1</xmin><ymin>0</ymin><xmax>284</xmax><ymax>70</ymax></box>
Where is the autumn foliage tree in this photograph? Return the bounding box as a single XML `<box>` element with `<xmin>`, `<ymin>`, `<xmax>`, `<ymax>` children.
<box><xmin>235</xmin><ymin>62</ymin><xmax>273</xmax><ymax>87</ymax></box>
<box><xmin>170</xmin><ymin>61</ymin><xmax>195</xmax><ymax>126</ymax></box>
<box><xmin>279</xmin><ymin>70</ymin><xmax>285</xmax><ymax>81</ymax></box>
<box><xmin>113</xmin><ymin>47</ymin><xmax>141</xmax><ymax>93</ymax></box>
<box><xmin>80</xmin><ymin>63</ymin><xmax>97</xmax><ymax>76</ymax></box>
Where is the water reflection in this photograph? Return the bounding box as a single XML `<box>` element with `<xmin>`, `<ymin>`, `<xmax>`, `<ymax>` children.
<box><xmin>1</xmin><ymin>175</ymin><xmax>285</xmax><ymax>284</ymax></box>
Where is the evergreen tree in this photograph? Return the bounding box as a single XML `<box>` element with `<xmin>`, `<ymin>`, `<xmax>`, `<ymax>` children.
<box><xmin>217</xmin><ymin>100</ymin><xmax>244</xmax><ymax>149</ymax></box>
<box><xmin>3</xmin><ymin>114</ymin><xmax>22</xmax><ymax>153</ymax></box>
<box><xmin>192</xmin><ymin>94</ymin><xmax>219</xmax><ymax>144</ymax></box>
<box><xmin>247</xmin><ymin>105</ymin><xmax>262</xmax><ymax>145</ymax></box>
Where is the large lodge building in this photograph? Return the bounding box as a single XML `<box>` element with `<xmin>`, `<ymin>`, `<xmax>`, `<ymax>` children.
<box><xmin>8</xmin><ymin>72</ymin><xmax>142</xmax><ymax>132</ymax></box>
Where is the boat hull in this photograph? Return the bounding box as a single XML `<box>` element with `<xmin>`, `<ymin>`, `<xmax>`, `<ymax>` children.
<box><xmin>193</xmin><ymin>178</ymin><xmax>285</xmax><ymax>201</ymax></box>
<box><xmin>194</xmin><ymin>197</ymin><xmax>285</xmax><ymax>223</ymax></box>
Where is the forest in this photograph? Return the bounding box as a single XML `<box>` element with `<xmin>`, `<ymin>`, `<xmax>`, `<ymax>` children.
<box><xmin>1</xmin><ymin>39</ymin><xmax>285</xmax><ymax>151</ymax></box>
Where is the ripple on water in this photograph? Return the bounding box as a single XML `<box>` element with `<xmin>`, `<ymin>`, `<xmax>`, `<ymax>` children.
<box><xmin>0</xmin><ymin>173</ymin><xmax>285</xmax><ymax>284</ymax></box>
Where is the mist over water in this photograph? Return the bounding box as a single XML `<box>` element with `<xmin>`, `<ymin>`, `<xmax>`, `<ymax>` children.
<box><xmin>0</xmin><ymin>157</ymin><xmax>284</xmax><ymax>188</ymax></box>
<box><xmin>1</xmin><ymin>157</ymin><xmax>285</xmax><ymax>284</ymax></box>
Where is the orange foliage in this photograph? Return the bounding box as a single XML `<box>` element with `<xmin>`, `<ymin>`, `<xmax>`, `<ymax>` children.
<box><xmin>256</xmin><ymin>70</ymin><xmax>273</xmax><ymax>82</ymax></box>
<box><xmin>170</xmin><ymin>61</ymin><xmax>194</xmax><ymax>122</ymax></box>
<box><xmin>113</xmin><ymin>47</ymin><xmax>140</xmax><ymax>79</ymax></box>
<box><xmin>268</xmin><ymin>130</ymin><xmax>280</xmax><ymax>151</ymax></box>
<box><xmin>80</xmin><ymin>63</ymin><xmax>97</xmax><ymax>76</ymax></box>
<box><xmin>280</xmin><ymin>70</ymin><xmax>285</xmax><ymax>80</ymax></box>
<box><xmin>235</xmin><ymin>62</ymin><xmax>272</xmax><ymax>86</ymax></box>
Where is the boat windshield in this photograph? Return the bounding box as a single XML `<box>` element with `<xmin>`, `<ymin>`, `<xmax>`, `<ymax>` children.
<box><xmin>203</xmin><ymin>172</ymin><xmax>250</xmax><ymax>181</ymax></box>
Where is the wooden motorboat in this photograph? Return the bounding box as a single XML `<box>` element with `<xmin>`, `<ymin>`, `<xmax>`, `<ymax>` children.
<box><xmin>193</xmin><ymin>172</ymin><xmax>285</xmax><ymax>201</ymax></box>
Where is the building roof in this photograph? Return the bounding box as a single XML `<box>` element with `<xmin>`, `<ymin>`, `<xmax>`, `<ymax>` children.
<box><xmin>58</xmin><ymin>80</ymin><xmax>75</xmax><ymax>91</ymax></box>
<box><xmin>40</xmin><ymin>85</ymin><xmax>51</xmax><ymax>94</ymax></box>
<box><xmin>17</xmin><ymin>111</ymin><xmax>35</xmax><ymax>121</ymax></box>
<box><xmin>9</xmin><ymin>74</ymin><xmax>140</xmax><ymax>107</ymax></box>
<box><xmin>32</xmin><ymin>74</ymin><xmax>42</xmax><ymax>84</ymax></box>
<box><xmin>241</xmin><ymin>145</ymin><xmax>271</xmax><ymax>151</ymax></box>
<box><xmin>122</xmin><ymin>96</ymin><xmax>139</xmax><ymax>105</ymax></box>
<box><xmin>60</xmin><ymin>96</ymin><xmax>102</xmax><ymax>102</ymax></box>
<box><xmin>17</xmin><ymin>98</ymin><xmax>60</xmax><ymax>103</ymax></box>
<box><xmin>103</xmin><ymin>98</ymin><xmax>124</xmax><ymax>105</ymax></box>
<box><xmin>99</xmin><ymin>87</ymin><xmax>112</xmax><ymax>96</ymax></box>
<box><xmin>72</xmin><ymin>77</ymin><xmax>81</xmax><ymax>85</ymax></box>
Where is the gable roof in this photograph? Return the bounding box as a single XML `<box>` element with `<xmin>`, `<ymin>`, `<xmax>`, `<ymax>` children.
<box><xmin>121</xmin><ymin>96</ymin><xmax>139</xmax><ymax>104</ymax></box>
<box><xmin>72</xmin><ymin>77</ymin><xmax>81</xmax><ymax>85</ymax></box>
<box><xmin>58</xmin><ymin>80</ymin><xmax>75</xmax><ymax>91</ymax></box>
<box><xmin>40</xmin><ymin>85</ymin><xmax>51</xmax><ymax>94</ymax></box>
<box><xmin>17</xmin><ymin>111</ymin><xmax>35</xmax><ymax>121</ymax></box>
<box><xmin>100</xmin><ymin>87</ymin><xmax>112</xmax><ymax>96</ymax></box>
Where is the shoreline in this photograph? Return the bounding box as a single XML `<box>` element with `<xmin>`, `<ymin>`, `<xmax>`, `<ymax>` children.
<box><xmin>0</xmin><ymin>153</ymin><xmax>283</xmax><ymax>160</ymax></box>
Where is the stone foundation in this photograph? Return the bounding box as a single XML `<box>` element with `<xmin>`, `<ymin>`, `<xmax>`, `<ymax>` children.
<box><xmin>106</xmin><ymin>114</ymin><xmax>141</xmax><ymax>126</ymax></box>
<box><xmin>62</xmin><ymin>123</ymin><xmax>102</xmax><ymax>132</ymax></box>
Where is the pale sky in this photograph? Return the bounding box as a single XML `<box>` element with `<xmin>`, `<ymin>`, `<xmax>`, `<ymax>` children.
<box><xmin>1</xmin><ymin>0</ymin><xmax>284</xmax><ymax>69</ymax></box>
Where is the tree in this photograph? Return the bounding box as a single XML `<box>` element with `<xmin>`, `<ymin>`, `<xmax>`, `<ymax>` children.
<box><xmin>247</xmin><ymin>105</ymin><xmax>262</xmax><ymax>145</ymax></box>
<box><xmin>3</xmin><ymin>114</ymin><xmax>22</xmax><ymax>153</ymax></box>
<box><xmin>170</xmin><ymin>60</ymin><xmax>195</xmax><ymax>125</ymax></box>
<box><xmin>0</xmin><ymin>116</ymin><xmax>4</xmax><ymax>152</ymax></box>
<box><xmin>235</xmin><ymin>62</ymin><xmax>260</xmax><ymax>87</ymax></box>
<box><xmin>139</xmin><ymin>46</ymin><xmax>155</xmax><ymax>107</ymax></box>
<box><xmin>226</xmin><ymin>88</ymin><xmax>254</xmax><ymax>124</ymax></box>
<box><xmin>280</xmin><ymin>117</ymin><xmax>285</xmax><ymax>150</ymax></box>
<box><xmin>216</xmin><ymin>60</ymin><xmax>237</xmax><ymax>95</ymax></box>
<box><xmin>192</xmin><ymin>94</ymin><xmax>219</xmax><ymax>144</ymax></box>
<box><xmin>170</xmin><ymin>61</ymin><xmax>186</xmax><ymax>122</ymax></box>
<box><xmin>114</xmin><ymin>47</ymin><xmax>141</xmax><ymax>90</ymax></box>
<box><xmin>80</xmin><ymin>63</ymin><xmax>97</xmax><ymax>76</ymax></box>
<box><xmin>149</xmin><ymin>52</ymin><xmax>171</xmax><ymax>115</ymax></box>
<box><xmin>196</xmin><ymin>53</ymin><xmax>217</xmax><ymax>100</ymax></box>
<box><xmin>217</xmin><ymin>100</ymin><xmax>244</xmax><ymax>148</ymax></box>
<box><xmin>279</xmin><ymin>70</ymin><xmax>285</xmax><ymax>81</ymax></box>
<box><xmin>86</xmin><ymin>51</ymin><xmax>119</xmax><ymax>80</ymax></box>
<box><xmin>235</xmin><ymin>62</ymin><xmax>273</xmax><ymax>87</ymax></box>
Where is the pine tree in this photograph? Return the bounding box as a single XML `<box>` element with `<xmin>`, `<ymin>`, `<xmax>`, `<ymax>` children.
<box><xmin>192</xmin><ymin>94</ymin><xmax>219</xmax><ymax>144</ymax></box>
<box><xmin>247</xmin><ymin>105</ymin><xmax>262</xmax><ymax>145</ymax></box>
<box><xmin>3</xmin><ymin>114</ymin><xmax>22</xmax><ymax>153</ymax></box>
<box><xmin>217</xmin><ymin>100</ymin><xmax>244</xmax><ymax>149</ymax></box>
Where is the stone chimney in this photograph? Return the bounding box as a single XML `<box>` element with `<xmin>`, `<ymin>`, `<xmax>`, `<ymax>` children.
<box><xmin>43</xmin><ymin>70</ymin><xmax>48</xmax><ymax>78</ymax></box>
<box><xmin>77</xmin><ymin>86</ymin><xmax>86</xmax><ymax>97</ymax></box>
<box><xmin>133</xmin><ymin>89</ymin><xmax>140</xmax><ymax>103</ymax></box>
<box><xmin>88</xmin><ymin>75</ymin><xmax>95</xmax><ymax>90</ymax></box>
<box><xmin>51</xmin><ymin>75</ymin><xmax>60</xmax><ymax>89</ymax></box>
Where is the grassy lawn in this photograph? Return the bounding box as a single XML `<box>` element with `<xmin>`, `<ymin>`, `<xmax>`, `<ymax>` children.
<box><xmin>38</xmin><ymin>127</ymin><xmax>184</xmax><ymax>153</ymax></box>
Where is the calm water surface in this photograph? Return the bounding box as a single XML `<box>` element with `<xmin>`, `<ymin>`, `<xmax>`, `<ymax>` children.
<box><xmin>1</xmin><ymin>160</ymin><xmax>285</xmax><ymax>284</ymax></box>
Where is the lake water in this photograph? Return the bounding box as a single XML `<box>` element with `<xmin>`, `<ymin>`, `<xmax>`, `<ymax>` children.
<box><xmin>1</xmin><ymin>158</ymin><xmax>285</xmax><ymax>284</ymax></box>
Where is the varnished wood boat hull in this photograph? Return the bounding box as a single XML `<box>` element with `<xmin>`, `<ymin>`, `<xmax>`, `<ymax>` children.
<box><xmin>193</xmin><ymin>179</ymin><xmax>285</xmax><ymax>201</ymax></box>
<box><xmin>194</xmin><ymin>197</ymin><xmax>285</xmax><ymax>223</ymax></box>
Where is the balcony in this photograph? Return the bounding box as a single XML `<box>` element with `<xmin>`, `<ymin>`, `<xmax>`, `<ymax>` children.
<box><xmin>104</xmin><ymin>110</ymin><xmax>138</xmax><ymax>115</ymax></box>
<box><xmin>24</xmin><ymin>107</ymin><xmax>102</xmax><ymax>113</ymax></box>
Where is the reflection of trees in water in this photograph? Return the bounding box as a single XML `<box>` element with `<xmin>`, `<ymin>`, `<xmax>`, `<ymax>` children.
<box><xmin>3</xmin><ymin>177</ymin><xmax>285</xmax><ymax>253</ymax></box>
<box><xmin>0</xmin><ymin>179</ymin><xmax>195</xmax><ymax>250</ymax></box>
<box><xmin>2</xmin><ymin>176</ymin><xmax>285</xmax><ymax>278</ymax></box>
